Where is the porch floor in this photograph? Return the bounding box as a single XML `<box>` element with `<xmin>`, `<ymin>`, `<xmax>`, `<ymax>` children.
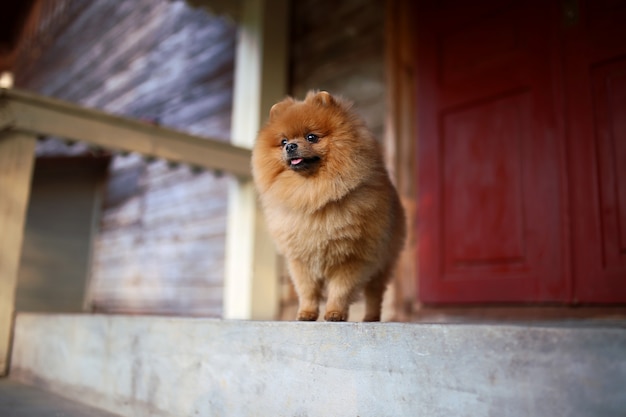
<box><xmin>0</xmin><ymin>378</ymin><xmax>122</xmax><ymax>417</ymax></box>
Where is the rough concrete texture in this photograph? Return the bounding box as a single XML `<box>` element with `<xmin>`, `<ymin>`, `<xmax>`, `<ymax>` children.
<box><xmin>0</xmin><ymin>378</ymin><xmax>122</xmax><ymax>417</ymax></box>
<box><xmin>9</xmin><ymin>314</ymin><xmax>626</xmax><ymax>417</ymax></box>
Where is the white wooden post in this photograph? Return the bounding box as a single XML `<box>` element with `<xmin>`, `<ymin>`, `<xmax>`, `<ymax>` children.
<box><xmin>0</xmin><ymin>132</ymin><xmax>36</xmax><ymax>375</ymax></box>
<box><xmin>224</xmin><ymin>0</ymin><xmax>288</xmax><ymax>319</ymax></box>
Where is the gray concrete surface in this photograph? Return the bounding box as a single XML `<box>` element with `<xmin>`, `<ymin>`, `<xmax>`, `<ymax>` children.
<box><xmin>9</xmin><ymin>314</ymin><xmax>626</xmax><ymax>417</ymax></box>
<box><xmin>0</xmin><ymin>378</ymin><xmax>122</xmax><ymax>417</ymax></box>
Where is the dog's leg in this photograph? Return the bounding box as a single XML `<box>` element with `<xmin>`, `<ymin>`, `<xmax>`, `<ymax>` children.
<box><xmin>324</xmin><ymin>287</ymin><xmax>350</xmax><ymax>321</ymax></box>
<box><xmin>363</xmin><ymin>270</ymin><xmax>389</xmax><ymax>322</ymax></box>
<box><xmin>324</xmin><ymin>267</ymin><xmax>363</xmax><ymax>322</ymax></box>
<box><xmin>289</xmin><ymin>259</ymin><xmax>321</xmax><ymax>321</ymax></box>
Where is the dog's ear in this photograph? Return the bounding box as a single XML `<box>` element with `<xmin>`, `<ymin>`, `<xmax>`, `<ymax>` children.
<box><xmin>269</xmin><ymin>97</ymin><xmax>295</xmax><ymax>120</ymax></box>
<box><xmin>306</xmin><ymin>90</ymin><xmax>336</xmax><ymax>107</ymax></box>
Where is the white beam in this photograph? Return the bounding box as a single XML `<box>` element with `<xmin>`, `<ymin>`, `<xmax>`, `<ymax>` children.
<box><xmin>0</xmin><ymin>88</ymin><xmax>251</xmax><ymax>178</ymax></box>
<box><xmin>224</xmin><ymin>0</ymin><xmax>288</xmax><ymax>319</ymax></box>
<box><xmin>0</xmin><ymin>132</ymin><xmax>36</xmax><ymax>375</ymax></box>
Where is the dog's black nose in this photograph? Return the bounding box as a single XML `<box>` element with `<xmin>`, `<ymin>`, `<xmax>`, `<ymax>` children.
<box><xmin>286</xmin><ymin>143</ymin><xmax>298</xmax><ymax>153</ymax></box>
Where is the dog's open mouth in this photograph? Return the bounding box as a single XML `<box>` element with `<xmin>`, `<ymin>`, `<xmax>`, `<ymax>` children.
<box><xmin>289</xmin><ymin>156</ymin><xmax>321</xmax><ymax>171</ymax></box>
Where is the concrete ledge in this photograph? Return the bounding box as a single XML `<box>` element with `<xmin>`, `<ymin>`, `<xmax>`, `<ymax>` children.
<box><xmin>10</xmin><ymin>313</ymin><xmax>626</xmax><ymax>417</ymax></box>
<box><xmin>0</xmin><ymin>378</ymin><xmax>122</xmax><ymax>417</ymax></box>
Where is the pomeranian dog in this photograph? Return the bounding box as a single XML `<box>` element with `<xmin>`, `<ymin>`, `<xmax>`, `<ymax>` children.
<box><xmin>252</xmin><ymin>91</ymin><xmax>406</xmax><ymax>322</ymax></box>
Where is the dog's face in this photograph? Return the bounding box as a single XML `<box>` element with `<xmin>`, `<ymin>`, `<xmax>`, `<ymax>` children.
<box><xmin>281</xmin><ymin>131</ymin><xmax>322</xmax><ymax>174</ymax></box>
<box><xmin>266</xmin><ymin>91</ymin><xmax>342</xmax><ymax>177</ymax></box>
<box><xmin>252</xmin><ymin>90</ymin><xmax>379</xmax><ymax>207</ymax></box>
<box><xmin>253</xmin><ymin>91</ymin><xmax>345</xmax><ymax>186</ymax></box>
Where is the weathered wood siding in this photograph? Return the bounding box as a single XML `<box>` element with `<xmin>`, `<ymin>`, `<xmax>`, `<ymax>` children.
<box><xmin>15</xmin><ymin>0</ymin><xmax>236</xmax><ymax>316</ymax></box>
<box><xmin>290</xmin><ymin>0</ymin><xmax>386</xmax><ymax>140</ymax></box>
<box><xmin>280</xmin><ymin>0</ymin><xmax>388</xmax><ymax>320</ymax></box>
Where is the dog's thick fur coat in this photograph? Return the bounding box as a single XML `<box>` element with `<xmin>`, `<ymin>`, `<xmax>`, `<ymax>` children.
<box><xmin>252</xmin><ymin>91</ymin><xmax>406</xmax><ymax>321</ymax></box>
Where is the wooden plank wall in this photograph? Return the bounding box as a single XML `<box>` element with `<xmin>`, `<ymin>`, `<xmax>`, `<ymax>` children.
<box><xmin>280</xmin><ymin>0</ymin><xmax>389</xmax><ymax>320</ymax></box>
<box><xmin>14</xmin><ymin>0</ymin><xmax>236</xmax><ymax>316</ymax></box>
<box><xmin>289</xmin><ymin>0</ymin><xmax>386</xmax><ymax>140</ymax></box>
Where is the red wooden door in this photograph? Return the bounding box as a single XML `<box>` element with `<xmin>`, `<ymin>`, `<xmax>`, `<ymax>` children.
<box><xmin>416</xmin><ymin>0</ymin><xmax>626</xmax><ymax>304</ymax></box>
<box><xmin>416</xmin><ymin>0</ymin><xmax>568</xmax><ymax>303</ymax></box>
<box><xmin>565</xmin><ymin>0</ymin><xmax>626</xmax><ymax>302</ymax></box>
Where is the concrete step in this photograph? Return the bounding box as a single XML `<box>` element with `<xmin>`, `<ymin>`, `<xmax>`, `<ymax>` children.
<box><xmin>9</xmin><ymin>313</ymin><xmax>626</xmax><ymax>417</ymax></box>
<box><xmin>0</xmin><ymin>377</ymin><xmax>122</xmax><ymax>417</ymax></box>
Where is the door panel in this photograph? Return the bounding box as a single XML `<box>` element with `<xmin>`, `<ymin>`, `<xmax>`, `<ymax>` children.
<box><xmin>567</xmin><ymin>1</ymin><xmax>626</xmax><ymax>302</ymax></box>
<box><xmin>593</xmin><ymin>59</ymin><xmax>626</xmax><ymax>270</ymax></box>
<box><xmin>417</xmin><ymin>0</ymin><xmax>567</xmax><ymax>303</ymax></box>
<box><xmin>442</xmin><ymin>92</ymin><xmax>529</xmax><ymax>274</ymax></box>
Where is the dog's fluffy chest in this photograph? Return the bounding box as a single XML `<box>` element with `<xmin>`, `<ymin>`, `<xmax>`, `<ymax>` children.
<box><xmin>267</xmin><ymin>199</ymin><xmax>370</xmax><ymax>270</ymax></box>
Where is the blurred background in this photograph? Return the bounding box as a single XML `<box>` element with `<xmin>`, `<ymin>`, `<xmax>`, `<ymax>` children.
<box><xmin>1</xmin><ymin>0</ymin><xmax>625</xmax><ymax>323</ymax></box>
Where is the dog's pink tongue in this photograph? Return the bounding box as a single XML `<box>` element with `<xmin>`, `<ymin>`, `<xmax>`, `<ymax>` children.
<box><xmin>291</xmin><ymin>158</ymin><xmax>303</xmax><ymax>165</ymax></box>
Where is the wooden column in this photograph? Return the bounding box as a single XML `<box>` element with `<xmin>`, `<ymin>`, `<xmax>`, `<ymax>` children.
<box><xmin>0</xmin><ymin>131</ymin><xmax>36</xmax><ymax>375</ymax></box>
<box><xmin>384</xmin><ymin>0</ymin><xmax>418</xmax><ymax>320</ymax></box>
<box><xmin>223</xmin><ymin>0</ymin><xmax>288</xmax><ymax>319</ymax></box>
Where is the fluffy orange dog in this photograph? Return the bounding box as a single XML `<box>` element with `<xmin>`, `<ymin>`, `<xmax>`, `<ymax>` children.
<box><xmin>252</xmin><ymin>91</ymin><xmax>405</xmax><ymax>322</ymax></box>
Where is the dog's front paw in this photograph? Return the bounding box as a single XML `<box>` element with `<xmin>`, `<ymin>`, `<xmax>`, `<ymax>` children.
<box><xmin>363</xmin><ymin>314</ymin><xmax>381</xmax><ymax>322</ymax></box>
<box><xmin>324</xmin><ymin>310</ymin><xmax>348</xmax><ymax>322</ymax></box>
<box><xmin>297</xmin><ymin>310</ymin><xmax>319</xmax><ymax>321</ymax></box>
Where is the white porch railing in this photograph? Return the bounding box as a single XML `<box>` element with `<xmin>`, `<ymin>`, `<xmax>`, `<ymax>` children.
<box><xmin>0</xmin><ymin>0</ymin><xmax>288</xmax><ymax>376</ymax></box>
<box><xmin>0</xmin><ymin>89</ymin><xmax>252</xmax><ymax>177</ymax></box>
<box><xmin>0</xmin><ymin>86</ymin><xmax>263</xmax><ymax>375</ymax></box>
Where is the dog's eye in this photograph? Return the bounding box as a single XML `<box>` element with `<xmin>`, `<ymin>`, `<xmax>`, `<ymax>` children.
<box><xmin>305</xmin><ymin>133</ymin><xmax>319</xmax><ymax>143</ymax></box>
<box><xmin>280</xmin><ymin>138</ymin><xmax>288</xmax><ymax>147</ymax></box>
